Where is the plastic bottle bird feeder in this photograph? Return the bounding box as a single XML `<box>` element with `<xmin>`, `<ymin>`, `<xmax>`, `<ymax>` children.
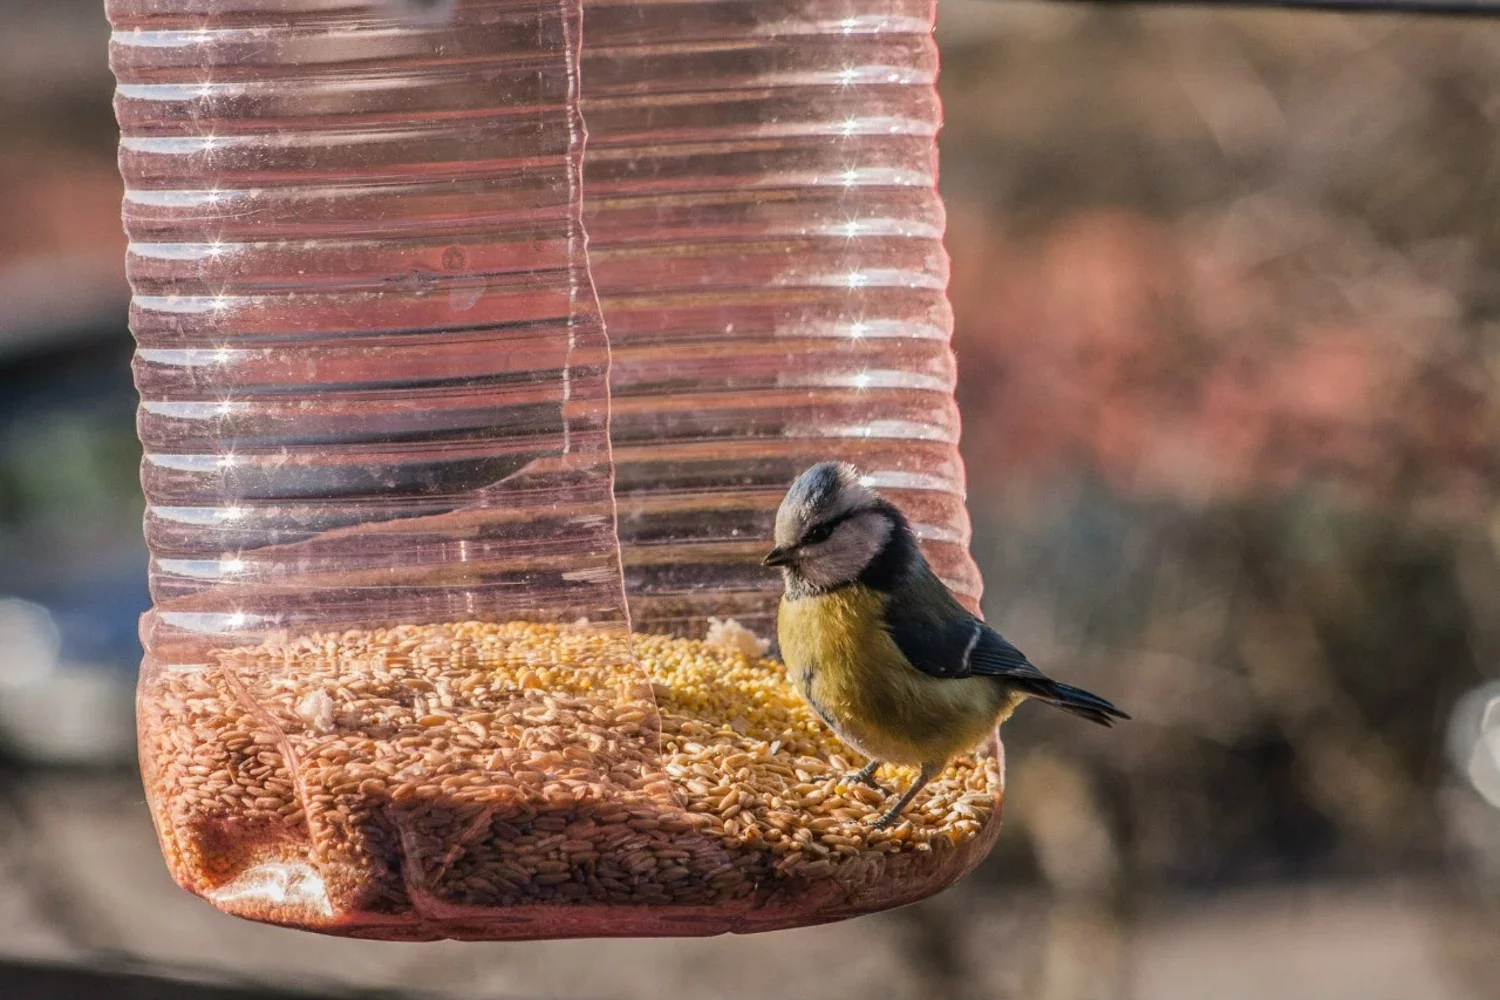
<box><xmin>109</xmin><ymin>0</ymin><xmax>1003</xmax><ymax>939</ymax></box>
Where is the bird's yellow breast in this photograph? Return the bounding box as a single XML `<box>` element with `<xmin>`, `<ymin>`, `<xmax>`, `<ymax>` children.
<box><xmin>776</xmin><ymin>585</ymin><xmax>1007</xmax><ymax>766</ymax></box>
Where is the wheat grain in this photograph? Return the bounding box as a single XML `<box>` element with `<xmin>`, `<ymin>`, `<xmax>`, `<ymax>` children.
<box><xmin>141</xmin><ymin>621</ymin><xmax>1000</xmax><ymax>928</ymax></box>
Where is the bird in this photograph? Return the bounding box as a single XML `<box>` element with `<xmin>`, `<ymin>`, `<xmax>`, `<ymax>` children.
<box><xmin>764</xmin><ymin>461</ymin><xmax>1128</xmax><ymax>828</ymax></box>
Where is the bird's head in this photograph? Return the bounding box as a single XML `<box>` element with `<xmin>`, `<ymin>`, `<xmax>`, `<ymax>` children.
<box><xmin>763</xmin><ymin>461</ymin><xmax>914</xmax><ymax>591</ymax></box>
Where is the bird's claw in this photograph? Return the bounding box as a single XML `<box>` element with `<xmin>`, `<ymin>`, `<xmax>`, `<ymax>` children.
<box><xmin>871</xmin><ymin>806</ymin><xmax>904</xmax><ymax>830</ymax></box>
<box><xmin>843</xmin><ymin>768</ymin><xmax>891</xmax><ymax>796</ymax></box>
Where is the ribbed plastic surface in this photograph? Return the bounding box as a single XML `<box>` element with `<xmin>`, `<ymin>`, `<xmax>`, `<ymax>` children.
<box><xmin>110</xmin><ymin>0</ymin><xmax>998</xmax><ymax>939</ymax></box>
<box><xmin>584</xmin><ymin>0</ymin><xmax>979</xmax><ymax>635</ymax></box>
<box><xmin>113</xmin><ymin>0</ymin><xmax>631</xmax><ymax>653</ymax></box>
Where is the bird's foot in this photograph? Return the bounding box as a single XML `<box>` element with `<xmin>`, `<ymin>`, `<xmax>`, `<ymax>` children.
<box><xmin>867</xmin><ymin>761</ymin><xmax>940</xmax><ymax>830</ymax></box>
<box><xmin>842</xmin><ymin>761</ymin><xmax>890</xmax><ymax>796</ymax></box>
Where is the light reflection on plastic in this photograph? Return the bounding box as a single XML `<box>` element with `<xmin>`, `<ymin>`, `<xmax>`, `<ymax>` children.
<box><xmin>210</xmin><ymin>861</ymin><xmax>333</xmax><ymax>919</ymax></box>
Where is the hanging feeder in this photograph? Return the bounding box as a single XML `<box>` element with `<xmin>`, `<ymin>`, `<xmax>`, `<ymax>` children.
<box><xmin>109</xmin><ymin>0</ymin><xmax>1002</xmax><ymax>940</ymax></box>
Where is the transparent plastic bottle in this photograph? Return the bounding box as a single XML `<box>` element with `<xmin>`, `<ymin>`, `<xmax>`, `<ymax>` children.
<box><xmin>111</xmin><ymin>0</ymin><xmax>1001</xmax><ymax>939</ymax></box>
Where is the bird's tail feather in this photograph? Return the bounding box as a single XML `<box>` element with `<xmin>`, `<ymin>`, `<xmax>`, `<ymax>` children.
<box><xmin>1022</xmin><ymin>680</ymin><xmax>1130</xmax><ymax>727</ymax></box>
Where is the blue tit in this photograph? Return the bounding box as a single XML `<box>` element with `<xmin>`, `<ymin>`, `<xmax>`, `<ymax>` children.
<box><xmin>764</xmin><ymin>461</ymin><xmax>1128</xmax><ymax>828</ymax></box>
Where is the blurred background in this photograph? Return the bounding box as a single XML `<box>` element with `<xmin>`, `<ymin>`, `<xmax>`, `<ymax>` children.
<box><xmin>3</xmin><ymin>0</ymin><xmax>1500</xmax><ymax>997</ymax></box>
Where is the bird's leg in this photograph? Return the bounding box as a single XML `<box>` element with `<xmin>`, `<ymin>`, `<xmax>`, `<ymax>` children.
<box><xmin>843</xmin><ymin>759</ymin><xmax>889</xmax><ymax>794</ymax></box>
<box><xmin>872</xmin><ymin>761</ymin><xmax>942</xmax><ymax>829</ymax></box>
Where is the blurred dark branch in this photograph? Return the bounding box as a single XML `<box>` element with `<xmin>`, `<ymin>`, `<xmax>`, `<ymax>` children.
<box><xmin>0</xmin><ymin>956</ymin><xmax>425</xmax><ymax>1000</ymax></box>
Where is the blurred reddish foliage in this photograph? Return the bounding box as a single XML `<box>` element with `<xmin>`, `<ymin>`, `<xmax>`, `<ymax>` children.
<box><xmin>0</xmin><ymin>150</ymin><xmax>124</xmax><ymax>269</ymax></box>
<box><xmin>949</xmin><ymin>203</ymin><xmax>1497</xmax><ymax>516</ymax></box>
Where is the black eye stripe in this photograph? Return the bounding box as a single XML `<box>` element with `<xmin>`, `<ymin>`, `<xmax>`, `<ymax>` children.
<box><xmin>800</xmin><ymin>508</ymin><xmax>862</xmax><ymax>544</ymax></box>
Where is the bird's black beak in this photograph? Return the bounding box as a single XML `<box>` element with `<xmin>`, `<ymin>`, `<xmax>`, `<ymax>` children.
<box><xmin>762</xmin><ymin>546</ymin><xmax>794</xmax><ymax>568</ymax></box>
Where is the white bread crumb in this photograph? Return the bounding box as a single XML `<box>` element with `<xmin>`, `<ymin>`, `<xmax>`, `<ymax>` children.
<box><xmin>703</xmin><ymin>618</ymin><xmax>770</xmax><ymax>658</ymax></box>
<box><xmin>296</xmin><ymin>689</ymin><xmax>336</xmax><ymax>733</ymax></box>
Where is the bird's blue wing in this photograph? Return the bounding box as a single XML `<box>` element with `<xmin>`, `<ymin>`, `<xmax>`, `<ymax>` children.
<box><xmin>883</xmin><ymin>568</ymin><xmax>1129</xmax><ymax>724</ymax></box>
<box><xmin>882</xmin><ymin>568</ymin><xmax>1040</xmax><ymax>681</ymax></box>
<box><xmin>962</xmin><ymin>625</ymin><xmax>1040</xmax><ymax>678</ymax></box>
<box><xmin>885</xmin><ymin>610</ymin><xmax>973</xmax><ymax>678</ymax></box>
<box><xmin>888</xmin><ymin>614</ymin><xmax>1043</xmax><ymax>680</ymax></box>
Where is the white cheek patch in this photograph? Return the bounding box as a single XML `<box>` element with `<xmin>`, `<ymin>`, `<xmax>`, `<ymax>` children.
<box><xmin>797</xmin><ymin>512</ymin><xmax>893</xmax><ymax>589</ymax></box>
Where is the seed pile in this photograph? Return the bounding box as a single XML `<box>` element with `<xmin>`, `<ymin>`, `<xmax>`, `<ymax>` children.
<box><xmin>141</xmin><ymin>621</ymin><xmax>1001</xmax><ymax>932</ymax></box>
